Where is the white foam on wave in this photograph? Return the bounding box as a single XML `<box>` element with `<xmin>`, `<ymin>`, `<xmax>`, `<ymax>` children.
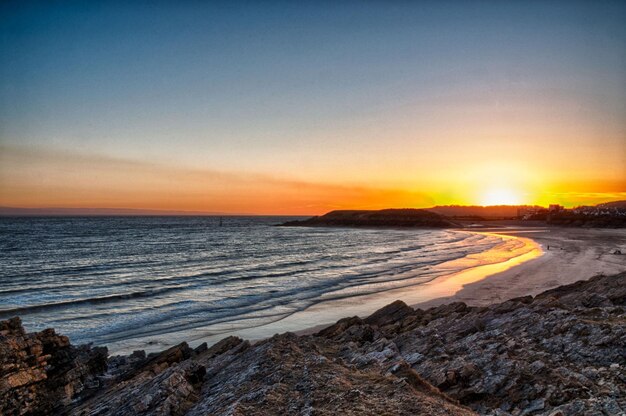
<box><xmin>0</xmin><ymin>218</ymin><xmax>513</xmax><ymax>348</ymax></box>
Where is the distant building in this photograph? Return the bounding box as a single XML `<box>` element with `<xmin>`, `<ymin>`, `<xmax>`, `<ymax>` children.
<box><xmin>548</xmin><ymin>204</ymin><xmax>563</xmax><ymax>213</ymax></box>
<box><xmin>517</xmin><ymin>206</ymin><xmax>548</xmax><ymax>220</ymax></box>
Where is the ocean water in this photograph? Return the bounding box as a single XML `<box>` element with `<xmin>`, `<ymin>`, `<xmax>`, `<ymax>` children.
<box><xmin>0</xmin><ymin>216</ymin><xmax>511</xmax><ymax>349</ymax></box>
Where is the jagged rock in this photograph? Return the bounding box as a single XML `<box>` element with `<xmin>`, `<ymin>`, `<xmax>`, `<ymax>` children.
<box><xmin>2</xmin><ymin>273</ymin><xmax>624</xmax><ymax>415</ymax></box>
<box><xmin>314</xmin><ymin>273</ymin><xmax>626</xmax><ymax>415</ymax></box>
<box><xmin>68</xmin><ymin>331</ymin><xmax>472</xmax><ymax>416</ymax></box>
<box><xmin>364</xmin><ymin>300</ymin><xmax>414</xmax><ymax>327</ymax></box>
<box><xmin>392</xmin><ymin>273</ymin><xmax>626</xmax><ymax>415</ymax></box>
<box><xmin>317</xmin><ymin>316</ymin><xmax>364</xmax><ymax>338</ymax></box>
<box><xmin>184</xmin><ymin>333</ymin><xmax>474</xmax><ymax>416</ymax></box>
<box><xmin>0</xmin><ymin>317</ymin><xmax>107</xmax><ymax>415</ymax></box>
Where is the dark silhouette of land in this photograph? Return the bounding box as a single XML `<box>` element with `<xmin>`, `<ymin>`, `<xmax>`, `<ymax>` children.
<box><xmin>282</xmin><ymin>201</ymin><xmax>626</xmax><ymax>228</ymax></box>
<box><xmin>427</xmin><ymin>205</ymin><xmax>536</xmax><ymax>219</ymax></box>
<box><xmin>280</xmin><ymin>208</ymin><xmax>457</xmax><ymax>228</ymax></box>
<box><xmin>3</xmin><ymin>201</ymin><xmax>625</xmax><ymax>227</ymax></box>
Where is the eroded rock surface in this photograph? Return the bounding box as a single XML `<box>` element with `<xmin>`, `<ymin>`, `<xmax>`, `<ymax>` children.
<box><xmin>1</xmin><ymin>272</ymin><xmax>624</xmax><ymax>415</ymax></box>
<box><xmin>323</xmin><ymin>272</ymin><xmax>625</xmax><ymax>415</ymax></box>
<box><xmin>69</xmin><ymin>333</ymin><xmax>472</xmax><ymax>416</ymax></box>
<box><xmin>0</xmin><ymin>317</ymin><xmax>107</xmax><ymax>415</ymax></box>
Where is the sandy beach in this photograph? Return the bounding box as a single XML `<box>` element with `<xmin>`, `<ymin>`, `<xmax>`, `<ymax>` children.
<box><xmin>414</xmin><ymin>226</ymin><xmax>626</xmax><ymax>309</ymax></box>
<box><xmin>106</xmin><ymin>226</ymin><xmax>626</xmax><ymax>354</ymax></box>
<box><xmin>290</xmin><ymin>226</ymin><xmax>626</xmax><ymax>337</ymax></box>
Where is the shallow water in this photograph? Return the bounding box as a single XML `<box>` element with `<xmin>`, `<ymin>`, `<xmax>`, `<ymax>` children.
<box><xmin>0</xmin><ymin>216</ymin><xmax>513</xmax><ymax>349</ymax></box>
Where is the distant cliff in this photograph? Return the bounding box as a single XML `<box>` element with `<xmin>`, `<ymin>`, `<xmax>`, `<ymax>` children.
<box><xmin>281</xmin><ymin>209</ymin><xmax>458</xmax><ymax>228</ymax></box>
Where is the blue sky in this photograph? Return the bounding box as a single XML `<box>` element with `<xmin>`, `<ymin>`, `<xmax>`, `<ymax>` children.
<box><xmin>1</xmin><ymin>1</ymin><xmax>625</xmax><ymax>212</ymax></box>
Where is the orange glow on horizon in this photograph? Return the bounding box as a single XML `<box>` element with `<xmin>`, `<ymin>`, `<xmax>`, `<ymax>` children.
<box><xmin>0</xmin><ymin>146</ymin><xmax>624</xmax><ymax>215</ymax></box>
<box><xmin>1</xmin><ymin>2</ymin><xmax>625</xmax><ymax>216</ymax></box>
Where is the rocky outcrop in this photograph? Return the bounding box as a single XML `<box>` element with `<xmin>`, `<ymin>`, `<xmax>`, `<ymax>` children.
<box><xmin>1</xmin><ymin>272</ymin><xmax>624</xmax><ymax>415</ymax></box>
<box><xmin>320</xmin><ymin>273</ymin><xmax>626</xmax><ymax>415</ymax></box>
<box><xmin>73</xmin><ymin>332</ymin><xmax>474</xmax><ymax>415</ymax></box>
<box><xmin>66</xmin><ymin>332</ymin><xmax>473</xmax><ymax>416</ymax></box>
<box><xmin>0</xmin><ymin>317</ymin><xmax>107</xmax><ymax>415</ymax></box>
<box><xmin>281</xmin><ymin>208</ymin><xmax>458</xmax><ymax>228</ymax></box>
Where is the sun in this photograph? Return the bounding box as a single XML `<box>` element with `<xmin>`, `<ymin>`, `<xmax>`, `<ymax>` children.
<box><xmin>480</xmin><ymin>188</ymin><xmax>522</xmax><ymax>206</ymax></box>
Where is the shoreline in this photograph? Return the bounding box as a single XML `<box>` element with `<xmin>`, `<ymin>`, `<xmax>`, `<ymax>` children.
<box><xmin>5</xmin><ymin>270</ymin><xmax>624</xmax><ymax>415</ymax></box>
<box><xmin>105</xmin><ymin>226</ymin><xmax>625</xmax><ymax>354</ymax></box>
<box><xmin>4</xmin><ymin>225</ymin><xmax>625</xmax><ymax>414</ymax></box>
<box><xmin>290</xmin><ymin>229</ymin><xmax>543</xmax><ymax>337</ymax></box>
<box><xmin>296</xmin><ymin>226</ymin><xmax>626</xmax><ymax>336</ymax></box>
<box><xmin>414</xmin><ymin>226</ymin><xmax>626</xmax><ymax>309</ymax></box>
<box><xmin>111</xmin><ymin>228</ymin><xmax>542</xmax><ymax>354</ymax></box>
<box><xmin>282</xmin><ymin>231</ymin><xmax>543</xmax><ymax>333</ymax></box>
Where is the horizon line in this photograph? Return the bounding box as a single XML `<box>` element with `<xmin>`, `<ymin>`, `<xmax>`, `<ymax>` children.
<box><xmin>0</xmin><ymin>202</ymin><xmax>607</xmax><ymax>217</ymax></box>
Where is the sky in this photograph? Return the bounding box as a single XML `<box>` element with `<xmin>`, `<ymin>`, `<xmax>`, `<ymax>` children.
<box><xmin>1</xmin><ymin>1</ymin><xmax>625</xmax><ymax>214</ymax></box>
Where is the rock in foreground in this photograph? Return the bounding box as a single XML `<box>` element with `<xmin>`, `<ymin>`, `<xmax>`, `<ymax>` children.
<box><xmin>1</xmin><ymin>272</ymin><xmax>625</xmax><ymax>415</ymax></box>
<box><xmin>0</xmin><ymin>317</ymin><xmax>107</xmax><ymax>415</ymax></box>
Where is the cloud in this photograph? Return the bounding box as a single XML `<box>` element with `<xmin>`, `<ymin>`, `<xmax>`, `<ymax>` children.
<box><xmin>0</xmin><ymin>145</ymin><xmax>435</xmax><ymax>214</ymax></box>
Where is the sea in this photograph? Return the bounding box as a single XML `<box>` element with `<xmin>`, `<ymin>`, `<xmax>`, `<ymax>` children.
<box><xmin>0</xmin><ymin>216</ymin><xmax>516</xmax><ymax>352</ymax></box>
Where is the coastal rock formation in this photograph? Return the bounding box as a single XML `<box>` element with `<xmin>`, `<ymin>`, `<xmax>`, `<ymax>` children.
<box><xmin>280</xmin><ymin>208</ymin><xmax>458</xmax><ymax>228</ymax></box>
<box><xmin>1</xmin><ymin>272</ymin><xmax>624</xmax><ymax>415</ymax></box>
<box><xmin>0</xmin><ymin>322</ymin><xmax>473</xmax><ymax>415</ymax></box>
<box><xmin>70</xmin><ymin>333</ymin><xmax>472</xmax><ymax>416</ymax></box>
<box><xmin>0</xmin><ymin>317</ymin><xmax>107</xmax><ymax>415</ymax></box>
<box><xmin>320</xmin><ymin>273</ymin><xmax>626</xmax><ymax>415</ymax></box>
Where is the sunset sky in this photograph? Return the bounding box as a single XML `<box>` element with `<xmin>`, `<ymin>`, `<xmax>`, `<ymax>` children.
<box><xmin>1</xmin><ymin>1</ymin><xmax>625</xmax><ymax>214</ymax></box>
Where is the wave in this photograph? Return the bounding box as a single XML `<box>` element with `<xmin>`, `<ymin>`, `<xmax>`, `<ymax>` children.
<box><xmin>0</xmin><ymin>231</ymin><xmax>490</xmax><ymax>301</ymax></box>
<box><xmin>0</xmin><ymin>286</ymin><xmax>184</xmax><ymax>318</ymax></box>
<box><xmin>0</xmin><ymin>218</ymin><xmax>514</xmax><ymax>347</ymax></box>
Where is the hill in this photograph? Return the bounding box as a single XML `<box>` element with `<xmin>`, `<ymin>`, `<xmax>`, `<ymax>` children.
<box><xmin>426</xmin><ymin>205</ymin><xmax>539</xmax><ymax>219</ymax></box>
<box><xmin>281</xmin><ymin>208</ymin><xmax>457</xmax><ymax>228</ymax></box>
<box><xmin>596</xmin><ymin>200</ymin><xmax>626</xmax><ymax>209</ymax></box>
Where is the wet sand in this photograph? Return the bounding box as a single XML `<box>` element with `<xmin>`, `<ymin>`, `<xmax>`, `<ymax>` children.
<box><xmin>110</xmin><ymin>227</ymin><xmax>626</xmax><ymax>353</ymax></box>
<box><xmin>414</xmin><ymin>227</ymin><xmax>626</xmax><ymax>309</ymax></box>
<box><xmin>296</xmin><ymin>226</ymin><xmax>626</xmax><ymax>336</ymax></box>
<box><xmin>245</xmin><ymin>229</ymin><xmax>544</xmax><ymax>340</ymax></box>
<box><xmin>110</xmin><ymin>229</ymin><xmax>542</xmax><ymax>354</ymax></box>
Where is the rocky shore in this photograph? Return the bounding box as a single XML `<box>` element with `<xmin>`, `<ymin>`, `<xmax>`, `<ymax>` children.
<box><xmin>1</xmin><ymin>272</ymin><xmax>624</xmax><ymax>415</ymax></box>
